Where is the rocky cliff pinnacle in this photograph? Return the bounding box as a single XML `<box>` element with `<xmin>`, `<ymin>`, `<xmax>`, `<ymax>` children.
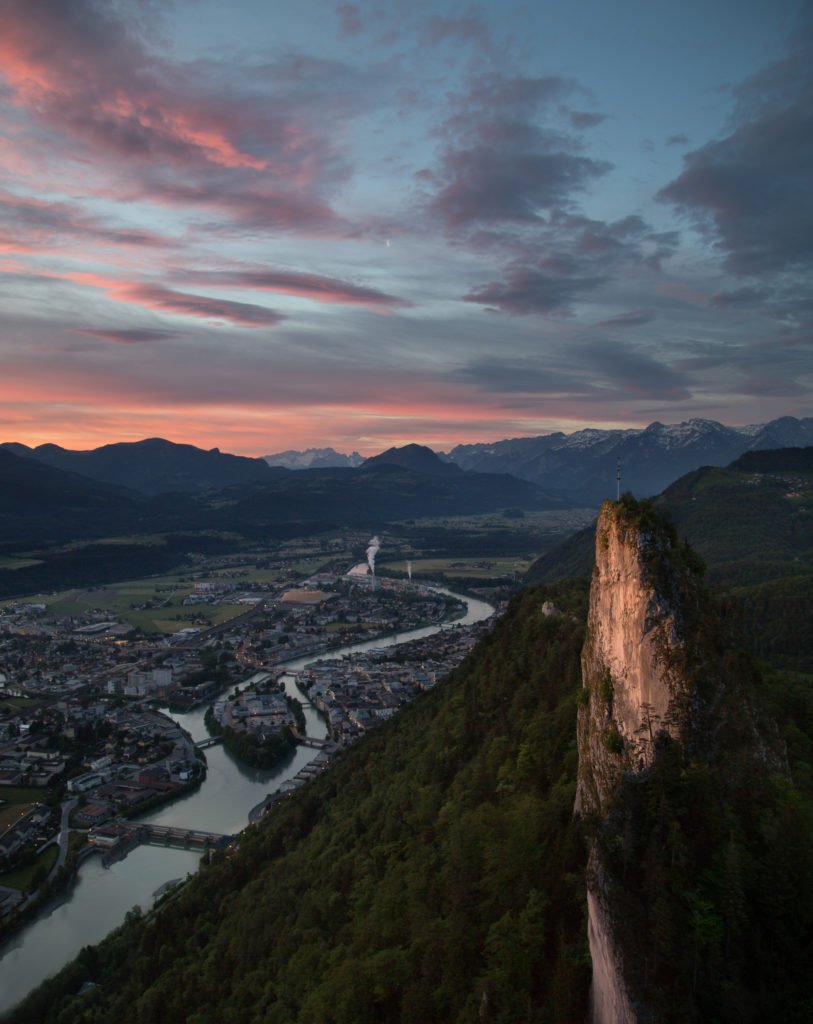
<box><xmin>576</xmin><ymin>497</ymin><xmax>706</xmax><ymax>1023</ymax></box>
<box><xmin>576</xmin><ymin>499</ymin><xmax>699</xmax><ymax>818</ymax></box>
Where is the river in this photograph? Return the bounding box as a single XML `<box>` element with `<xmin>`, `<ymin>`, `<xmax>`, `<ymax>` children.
<box><xmin>0</xmin><ymin>588</ymin><xmax>493</xmax><ymax>1015</ymax></box>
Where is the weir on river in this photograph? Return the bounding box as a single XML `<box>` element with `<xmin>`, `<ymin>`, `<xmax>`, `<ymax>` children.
<box><xmin>0</xmin><ymin>588</ymin><xmax>493</xmax><ymax>1015</ymax></box>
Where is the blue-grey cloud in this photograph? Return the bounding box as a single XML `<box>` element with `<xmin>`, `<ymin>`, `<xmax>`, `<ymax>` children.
<box><xmin>710</xmin><ymin>286</ymin><xmax>769</xmax><ymax>309</ymax></box>
<box><xmin>463</xmin><ymin>265</ymin><xmax>605</xmax><ymax>315</ymax></box>
<box><xmin>449</xmin><ymin>357</ymin><xmax>597</xmax><ymax>396</ymax></box>
<box><xmin>425</xmin><ymin>73</ymin><xmax>610</xmax><ymax>231</ymax></box>
<box><xmin>569</xmin><ymin>110</ymin><xmax>607</xmax><ymax>129</ymax></box>
<box><xmin>659</xmin><ymin>33</ymin><xmax>813</xmax><ymax>275</ymax></box>
<box><xmin>451</xmin><ymin>339</ymin><xmax>691</xmax><ymax>402</ymax></box>
<box><xmin>430</xmin><ymin>148</ymin><xmax>611</xmax><ymax>228</ymax></box>
<box><xmin>336</xmin><ymin>4</ymin><xmax>362</xmax><ymax>38</ymax></box>
<box><xmin>595</xmin><ymin>309</ymin><xmax>656</xmax><ymax>328</ymax></box>
<box><xmin>576</xmin><ymin>340</ymin><xmax>691</xmax><ymax>401</ymax></box>
<box><xmin>461</xmin><ymin>211</ymin><xmax>678</xmax><ymax>317</ymax></box>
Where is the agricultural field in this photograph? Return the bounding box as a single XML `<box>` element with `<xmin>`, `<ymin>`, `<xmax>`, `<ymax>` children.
<box><xmin>401</xmin><ymin>509</ymin><xmax>595</xmax><ymax>533</ymax></box>
<box><xmin>0</xmin><ymin>787</ymin><xmax>48</xmax><ymax>806</ymax></box>
<box><xmin>0</xmin><ymin>698</ymin><xmax>42</xmax><ymax>714</ymax></box>
<box><xmin>0</xmin><ymin>546</ymin><xmax>348</xmax><ymax>636</ymax></box>
<box><xmin>11</xmin><ymin>575</ymin><xmax>249</xmax><ymax>636</ymax></box>
<box><xmin>0</xmin><ymin>558</ymin><xmax>43</xmax><ymax>571</ymax></box>
<box><xmin>380</xmin><ymin>556</ymin><xmax>532</xmax><ymax>579</ymax></box>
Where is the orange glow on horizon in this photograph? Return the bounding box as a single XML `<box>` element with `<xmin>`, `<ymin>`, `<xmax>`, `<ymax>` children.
<box><xmin>0</xmin><ymin>392</ymin><xmax>643</xmax><ymax>457</ymax></box>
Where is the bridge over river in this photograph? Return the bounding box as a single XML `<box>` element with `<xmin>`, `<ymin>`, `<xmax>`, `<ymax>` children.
<box><xmin>195</xmin><ymin>735</ymin><xmax>223</xmax><ymax>750</ymax></box>
<box><xmin>137</xmin><ymin>823</ymin><xmax>232</xmax><ymax>850</ymax></box>
<box><xmin>93</xmin><ymin>822</ymin><xmax>233</xmax><ymax>865</ymax></box>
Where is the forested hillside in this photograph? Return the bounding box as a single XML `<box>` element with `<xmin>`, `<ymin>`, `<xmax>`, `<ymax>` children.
<box><xmin>6</xmin><ymin>582</ymin><xmax>591</xmax><ymax>1024</ymax></box>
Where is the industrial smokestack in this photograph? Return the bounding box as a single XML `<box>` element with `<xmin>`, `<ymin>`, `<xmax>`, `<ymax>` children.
<box><xmin>366</xmin><ymin>536</ymin><xmax>380</xmax><ymax>589</ymax></box>
<box><xmin>406</xmin><ymin>559</ymin><xmax>412</xmax><ymax>583</ymax></box>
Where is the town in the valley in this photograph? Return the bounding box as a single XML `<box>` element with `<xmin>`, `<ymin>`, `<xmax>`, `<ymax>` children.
<box><xmin>0</xmin><ymin>553</ymin><xmax>495</xmax><ymax>931</ymax></box>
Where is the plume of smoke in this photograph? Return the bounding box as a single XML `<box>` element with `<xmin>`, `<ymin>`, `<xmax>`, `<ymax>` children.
<box><xmin>366</xmin><ymin>536</ymin><xmax>380</xmax><ymax>576</ymax></box>
<box><xmin>406</xmin><ymin>559</ymin><xmax>412</xmax><ymax>582</ymax></box>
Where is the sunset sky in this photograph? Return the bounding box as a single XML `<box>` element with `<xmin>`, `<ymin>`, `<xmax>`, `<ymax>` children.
<box><xmin>1</xmin><ymin>0</ymin><xmax>811</xmax><ymax>457</ymax></box>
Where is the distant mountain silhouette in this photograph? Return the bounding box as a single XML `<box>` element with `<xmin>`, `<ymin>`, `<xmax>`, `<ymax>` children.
<box><xmin>361</xmin><ymin>443</ymin><xmax>462</xmax><ymax>477</ymax></box>
<box><xmin>1</xmin><ymin>437</ymin><xmax>272</xmax><ymax>495</ymax></box>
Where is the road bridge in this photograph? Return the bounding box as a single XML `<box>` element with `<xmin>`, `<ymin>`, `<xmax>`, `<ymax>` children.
<box><xmin>195</xmin><ymin>735</ymin><xmax>223</xmax><ymax>750</ymax></box>
<box><xmin>137</xmin><ymin>823</ymin><xmax>232</xmax><ymax>851</ymax></box>
<box><xmin>290</xmin><ymin>727</ymin><xmax>327</xmax><ymax>749</ymax></box>
<box><xmin>94</xmin><ymin>821</ymin><xmax>233</xmax><ymax>865</ymax></box>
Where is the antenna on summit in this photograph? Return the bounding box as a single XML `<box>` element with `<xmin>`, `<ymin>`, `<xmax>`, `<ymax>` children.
<box><xmin>616</xmin><ymin>458</ymin><xmax>621</xmax><ymax>501</ymax></box>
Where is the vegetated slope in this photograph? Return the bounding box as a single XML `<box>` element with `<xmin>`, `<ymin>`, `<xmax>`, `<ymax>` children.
<box><xmin>526</xmin><ymin>447</ymin><xmax>813</xmax><ymax>671</ymax></box>
<box><xmin>525</xmin><ymin>523</ymin><xmax>596</xmax><ymax>584</ymax></box>
<box><xmin>576</xmin><ymin>496</ymin><xmax>813</xmax><ymax>1023</ymax></box>
<box><xmin>656</xmin><ymin>447</ymin><xmax>813</xmax><ymax>672</ymax></box>
<box><xmin>661</xmin><ymin>447</ymin><xmax>813</xmax><ymax>585</ymax></box>
<box><xmin>0</xmin><ymin>448</ymin><xmax>142</xmax><ymax>545</ymax></box>
<box><xmin>6</xmin><ymin>582</ymin><xmax>591</xmax><ymax>1024</ymax></box>
<box><xmin>2</xmin><ymin>438</ymin><xmax>273</xmax><ymax>495</ymax></box>
<box><xmin>214</xmin><ymin>460</ymin><xmax>564</xmax><ymax>537</ymax></box>
<box><xmin>0</xmin><ymin>533</ymin><xmax>241</xmax><ymax>602</ymax></box>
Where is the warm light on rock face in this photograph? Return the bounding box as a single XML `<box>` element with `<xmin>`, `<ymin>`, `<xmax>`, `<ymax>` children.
<box><xmin>577</xmin><ymin>501</ymin><xmax>690</xmax><ymax>817</ymax></box>
<box><xmin>576</xmin><ymin>499</ymin><xmax>698</xmax><ymax>1024</ymax></box>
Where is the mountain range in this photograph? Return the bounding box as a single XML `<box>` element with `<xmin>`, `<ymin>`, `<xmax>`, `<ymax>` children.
<box><xmin>5</xmin><ymin>416</ymin><xmax>813</xmax><ymax>507</ymax></box>
<box><xmin>1</xmin><ymin>437</ymin><xmax>271</xmax><ymax>495</ymax></box>
<box><xmin>263</xmin><ymin>447</ymin><xmax>364</xmax><ymax>470</ymax></box>
<box><xmin>444</xmin><ymin>415</ymin><xmax>813</xmax><ymax>504</ymax></box>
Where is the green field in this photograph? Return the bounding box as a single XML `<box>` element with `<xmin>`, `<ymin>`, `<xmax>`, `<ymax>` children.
<box><xmin>32</xmin><ymin>577</ymin><xmax>253</xmax><ymax>636</ymax></box>
<box><xmin>0</xmin><ymin>787</ymin><xmax>48</xmax><ymax>805</ymax></box>
<box><xmin>381</xmin><ymin>556</ymin><xmax>532</xmax><ymax>578</ymax></box>
<box><xmin>0</xmin><ymin>697</ymin><xmax>43</xmax><ymax>713</ymax></box>
<box><xmin>0</xmin><ymin>843</ymin><xmax>58</xmax><ymax>892</ymax></box>
<box><xmin>399</xmin><ymin>509</ymin><xmax>596</xmax><ymax>532</ymax></box>
<box><xmin>0</xmin><ymin>557</ymin><xmax>43</xmax><ymax>570</ymax></box>
<box><xmin>0</xmin><ymin>552</ymin><xmax>339</xmax><ymax>635</ymax></box>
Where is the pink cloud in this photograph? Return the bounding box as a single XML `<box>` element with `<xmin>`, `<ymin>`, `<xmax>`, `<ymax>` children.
<box><xmin>58</xmin><ymin>271</ymin><xmax>285</xmax><ymax>328</ymax></box>
<box><xmin>128</xmin><ymin>285</ymin><xmax>286</xmax><ymax>328</ymax></box>
<box><xmin>0</xmin><ymin>2</ymin><xmax>262</xmax><ymax>172</ymax></box>
<box><xmin>0</xmin><ymin>0</ymin><xmax>355</xmax><ymax>236</ymax></box>
<box><xmin>0</xmin><ymin>189</ymin><xmax>168</xmax><ymax>255</ymax></box>
<box><xmin>182</xmin><ymin>268</ymin><xmax>411</xmax><ymax>310</ymax></box>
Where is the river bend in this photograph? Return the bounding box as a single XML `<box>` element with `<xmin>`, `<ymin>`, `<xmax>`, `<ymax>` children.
<box><xmin>0</xmin><ymin>589</ymin><xmax>492</xmax><ymax>1014</ymax></box>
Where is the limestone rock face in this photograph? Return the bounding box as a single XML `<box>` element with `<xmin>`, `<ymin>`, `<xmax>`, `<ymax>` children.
<box><xmin>577</xmin><ymin>500</ymin><xmax>699</xmax><ymax>1023</ymax></box>
<box><xmin>576</xmin><ymin>501</ymin><xmax>692</xmax><ymax>818</ymax></box>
